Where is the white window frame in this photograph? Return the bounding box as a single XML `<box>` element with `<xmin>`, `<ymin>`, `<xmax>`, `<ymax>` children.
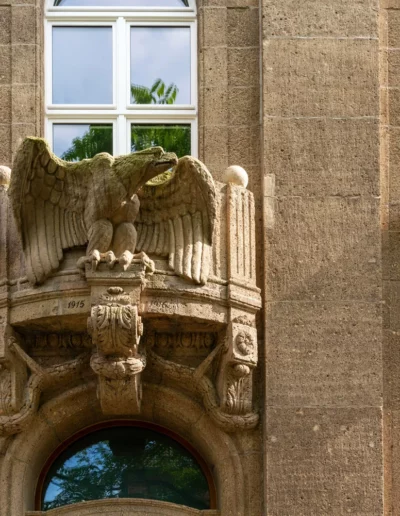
<box><xmin>45</xmin><ymin>0</ymin><xmax>197</xmax><ymax>158</ymax></box>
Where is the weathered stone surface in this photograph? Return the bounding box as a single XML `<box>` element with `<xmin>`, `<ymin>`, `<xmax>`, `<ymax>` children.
<box><xmin>262</xmin><ymin>0</ymin><xmax>378</xmax><ymax>38</ymax></box>
<box><xmin>0</xmin><ymin>7</ymin><xmax>11</xmax><ymax>45</ymax></box>
<box><xmin>266</xmin><ymin>408</ymin><xmax>383</xmax><ymax>516</ymax></box>
<box><xmin>264</xmin><ymin>118</ymin><xmax>379</xmax><ymax>197</ymax></box>
<box><xmin>11</xmin><ymin>44</ymin><xmax>36</xmax><ymax>84</ymax></box>
<box><xmin>263</xmin><ymin>39</ymin><xmax>379</xmax><ymax>117</ymax></box>
<box><xmin>227</xmin><ymin>6</ymin><xmax>259</xmax><ymax>47</ymax></box>
<box><xmin>10</xmin><ymin>5</ymin><xmax>37</xmax><ymax>45</ymax></box>
<box><xmin>202</xmin><ymin>6</ymin><xmax>227</xmax><ymax>47</ymax></box>
<box><xmin>267</xmin><ymin>197</ymin><xmax>381</xmax><ymax>301</ymax></box>
<box><xmin>266</xmin><ymin>301</ymin><xmax>382</xmax><ymax>407</ymax></box>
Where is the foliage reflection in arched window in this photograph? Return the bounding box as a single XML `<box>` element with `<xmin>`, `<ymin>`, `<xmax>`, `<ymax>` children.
<box><xmin>41</xmin><ymin>425</ymin><xmax>211</xmax><ymax>511</ymax></box>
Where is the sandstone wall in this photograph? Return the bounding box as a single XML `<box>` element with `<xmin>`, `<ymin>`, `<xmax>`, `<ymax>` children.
<box><xmin>262</xmin><ymin>1</ymin><xmax>383</xmax><ymax>514</ymax></box>
<box><xmin>0</xmin><ymin>0</ymin><xmax>391</xmax><ymax>514</ymax></box>
<box><xmin>0</xmin><ymin>0</ymin><xmax>43</xmax><ymax>170</ymax></box>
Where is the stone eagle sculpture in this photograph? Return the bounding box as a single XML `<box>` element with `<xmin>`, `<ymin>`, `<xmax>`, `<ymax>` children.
<box><xmin>9</xmin><ymin>137</ymin><xmax>216</xmax><ymax>286</ymax></box>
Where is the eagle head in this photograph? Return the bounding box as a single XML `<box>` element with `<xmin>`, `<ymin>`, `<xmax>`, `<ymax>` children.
<box><xmin>112</xmin><ymin>146</ymin><xmax>178</xmax><ymax>196</ymax></box>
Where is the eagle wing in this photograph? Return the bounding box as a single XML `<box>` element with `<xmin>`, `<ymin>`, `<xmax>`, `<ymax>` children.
<box><xmin>136</xmin><ymin>156</ymin><xmax>216</xmax><ymax>285</ymax></box>
<box><xmin>9</xmin><ymin>137</ymin><xmax>89</xmax><ymax>284</ymax></box>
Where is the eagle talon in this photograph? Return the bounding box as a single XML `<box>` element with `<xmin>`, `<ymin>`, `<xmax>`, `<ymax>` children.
<box><xmin>105</xmin><ymin>251</ymin><xmax>117</xmax><ymax>268</ymax></box>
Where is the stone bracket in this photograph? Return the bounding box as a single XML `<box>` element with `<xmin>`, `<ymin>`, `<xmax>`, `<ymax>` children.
<box><xmin>217</xmin><ymin>315</ymin><xmax>258</xmax><ymax>416</ymax></box>
<box><xmin>87</xmin><ymin>264</ymin><xmax>148</xmax><ymax>416</ymax></box>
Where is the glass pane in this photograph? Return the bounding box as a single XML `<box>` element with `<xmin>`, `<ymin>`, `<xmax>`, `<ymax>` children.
<box><xmin>131</xmin><ymin>124</ymin><xmax>191</xmax><ymax>157</ymax></box>
<box><xmin>52</xmin><ymin>27</ymin><xmax>112</xmax><ymax>104</ymax></box>
<box><xmin>130</xmin><ymin>27</ymin><xmax>190</xmax><ymax>105</ymax></box>
<box><xmin>53</xmin><ymin>124</ymin><xmax>113</xmax><ymax>161</ymax></box>
<box><xmin>42</xmin><ymin>426</ymin><xmax>210</xmax><ymax>511</ymax></box>
<box><xmin>55</xmin><ymin>0</ymin><xmax>188</xmax><ymax>5</ymax></box>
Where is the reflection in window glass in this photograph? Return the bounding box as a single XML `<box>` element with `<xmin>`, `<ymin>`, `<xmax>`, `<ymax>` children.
<box><xmin>42</xmin><ymin>426</ymin><xmax>210</xmax><ymax>511</ymax></box>
<box><xmin>52</xmin><ymin>27</ymin><xmax>113</xmax><ymax>104</ymax></box>
<box><xmin>54</xmin><ymin>0</ymin><xmax>189</xmax><ymax>5</ymax></box>
<box><xmin>53</xmin><ymin>124</ymin><xmax>113</xmax><ymax>160</ymax></box>
<box><xmin>130</xmin><ymin>27</ymin><xmax>190</xmax><ymax>105</ymax></box>
<box><xmin>131</xmin><ymin>124</ymin><xmax>190</xmax><ymax>157</ymax></box>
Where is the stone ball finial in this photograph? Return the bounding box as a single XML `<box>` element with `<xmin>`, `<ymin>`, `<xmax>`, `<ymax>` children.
<box><xmin>0</xmin><ymin>166</ymin><xmax>11</xmax><ymax>188</ymax></box>
<box><xmin>223</xmin><ymin>165</ymin><xmax>248</xmax><ymax>188</ymax></box>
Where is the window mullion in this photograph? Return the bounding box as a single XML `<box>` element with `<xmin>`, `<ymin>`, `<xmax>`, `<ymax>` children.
<box><xmin>115</xmin><ymin>16</ymin><xmax>126</xmax><ymax>155</ymax></box>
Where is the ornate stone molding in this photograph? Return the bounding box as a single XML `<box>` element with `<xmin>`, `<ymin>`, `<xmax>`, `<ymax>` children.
<box><xmin>0</xmin><ymin>337</ymin><xmax>89</xmax><ymax>436</ymax></box>
<box><xmin>87</xmin><ymin>277</ymin><xmax>146</xmax><ymax>415</ymax></box>
<box><xmin>1</xmin><ymin>148</ymin><xmax>262</xmax><ymax>433</ymax></box>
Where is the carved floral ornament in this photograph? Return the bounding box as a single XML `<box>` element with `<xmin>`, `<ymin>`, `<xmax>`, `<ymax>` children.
<box><xmin>0</xmin><ymin>139</ymin><xmax>261</xmax><ymax>436</ymax></box>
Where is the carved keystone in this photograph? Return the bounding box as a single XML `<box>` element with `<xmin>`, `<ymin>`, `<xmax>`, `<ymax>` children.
<box><xmin>88</xmin><ymin>286</ymin><xmax>145</xmax><ymax>415</ymax></box>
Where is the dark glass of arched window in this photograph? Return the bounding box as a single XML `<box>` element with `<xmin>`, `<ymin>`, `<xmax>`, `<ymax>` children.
<box><xmin>40</xmin><ymin>425</ymin><xmax>212</xmax><ymax>511</ymax></box>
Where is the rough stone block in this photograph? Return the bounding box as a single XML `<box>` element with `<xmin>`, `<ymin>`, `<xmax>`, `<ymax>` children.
<box><xmin>262</xmin><ymin>0</ymin><xmax>378</xmax><ymax>38</ymax></box>
<box><xmin>11</xmin><ymin>44</ymin><xmax>36</xmax><ymax>84</ymax></box>
<box><xmin>388</xmin><ymin>10</ymin><xmax>400</xmax><ymax>48</ymax></box>
<box><xmin>202</xmin><ymin>47</ymin><xmax>228</xmax><ymax>88</ymax></box>
<box><xmin>11</xmin><ymin>5</ymin><xmax>37</xmax><ymax>45</ymax></box>
<box><xmin>0</xmin><ymin>85</ymin><xmax>11</xmax><ymax>123</ymax></box>
<box><xmin>227</xmin><ymin>6</ymin><xmax>259</xmax><ymax>47</ymax></box>
<box><xmin>0</xmin><ymin>45</ymin><xmax>10</xmax><ymax>85</ymax></box>
<box><xmin>383</xmin><ymin>329</ymin><xmax>400</xmax><ymax>408</ymax></box>
<box><xmin>388</xmin><ymin>50</ymin><xmax>400</xmax><ymax>87</ymax></box>
<box><xmin>0</xmin><ymin>124</ymin><xmax>11</xmax><ymax>165</ymax></box>
<box><xmin>267</xmin><ymin>197</ymin><xmax>381</xmax><ymax>301</ymax></box>
<box><xmin>263</xmin><ymin>39</ymin><xmax>379</xmax><ymax>117</ymax></box>
<box><xmin>0</xmin><ymin>7</ymin><xmax>11</xmax><ymax>44</ymax></box>
<box><xmin>388</xmin><ymin>232</ymin><xmax>400</xmax><ymax>280</ymax></box>
<box><xmin>386</xmin><ymin>280</ymin><xmax>400</xmax><ymax>331</ymax></box>
<box><xmin>228</xmin><ymin>87</ymin><xmax>259</xmax><ymax>125</ymax></box>
<box><xmin>389</xmin><ymin>409</ymin><xmax>400</xmax><ymax>515</ymax></box>
<box><xmin>202</xmin><ymin>125</ymin><xmax>228</xmax><ymax>181</ymax></box>
<box><xmin>266</xmin><ymin>408</ymin><xmax>383</xmax><ymax>515</ymax></box>
<box><xmin>266</xmin><ymin>301</ymin><xmax>382</xmax><ymax>407</ymax></box>
<box><xmin>11</xmin><ymin>84</ymin><xmax>37</xmax><ymax>124</ymax></box>
<box><xmin>388</xmin><ymin>128</ymin><xmax>400</xmax><ymax>201</ymax></box>
<box><xmin>263</xmin><ymin>118</ymin><xmax>379</xmax><ymax>197</ymax></box>
<box><xmin>388</xmin><ymin>88</ymin><xmax>400</xmax><ymax>126</ymax></box>
<box><xmin>228</xmin><ymin>47</ymin><xmax>259</xmax><ymax>88</ymax></box>
<box><xmin>202</xmin><ymin>6</ymin><xmax>227</xmax><ymax>47</ymax></box>
<box><xmin>390</xmin><ymin>202</ymin><xmax>400</xmax><ymax>232</ymax></box>
<box><xmin>202</xmin><ymin>87</ymin><xmax>228</xmax><ymax>125</ymax></box>
<box><xmin>228</xmin><ymin>124</ymin><xmax>260</xmax><ymax>167</ymax></box>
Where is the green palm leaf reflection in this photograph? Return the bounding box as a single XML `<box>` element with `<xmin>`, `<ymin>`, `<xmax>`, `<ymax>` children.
<box><xmin>55</xmin><ymin>80</ymin><xmax>190</xmax><ymax>162</ymax></box>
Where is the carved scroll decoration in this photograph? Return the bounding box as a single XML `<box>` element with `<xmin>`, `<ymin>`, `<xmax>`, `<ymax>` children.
<box><xmin>147</xmin><ymin>323</ymin><xmax>259</xmax><ymax>433</ymax></box>
<box><xmin>88</xmin><ymin>287</ymin><xmax>145</xmax><ymax>415</ymax></box>
<box><xmin>0</xmin><ymin>337</ymin><xmax>89</xmax><ymax>436</ymax></box>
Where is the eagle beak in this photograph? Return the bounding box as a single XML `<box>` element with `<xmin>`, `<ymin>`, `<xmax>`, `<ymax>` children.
<box><xmin>155</xmin><ymin>154</ymin><xmax>178</xmax><ymax>169</ymax></box>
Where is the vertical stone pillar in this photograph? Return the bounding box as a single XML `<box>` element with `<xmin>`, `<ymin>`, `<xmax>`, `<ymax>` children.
<box><xmin>0</xmin><ymin>0</ymin><xmax>43</xmax><ymax>170</ymax></box>
<box><xmin>262</xmin><ymin>1</ymin><xmax>383</xmax><ymax>514</ymax></box>
<box><xmin>380</xmin><ymin>1</ymin><xmax>400</xmax><ymax>513</ymax></box>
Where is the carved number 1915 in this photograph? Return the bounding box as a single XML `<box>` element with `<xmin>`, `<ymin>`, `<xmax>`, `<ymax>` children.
<box><xmin>68</xmin><ymin>300</ymin><xmax>85</xmax><ymax>309</ymax></box>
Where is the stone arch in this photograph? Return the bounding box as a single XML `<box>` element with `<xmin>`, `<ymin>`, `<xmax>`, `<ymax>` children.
<box><xmin>0</xmin><ymin>381</ymin><xmax>246</xmax><ymax>516</ymax></box>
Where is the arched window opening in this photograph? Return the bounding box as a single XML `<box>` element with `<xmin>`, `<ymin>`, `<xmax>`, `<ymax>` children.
<box><xmin>36</xmin><ymin>422</ymin><xmax>215</xmax><ymax>512</ymax></box>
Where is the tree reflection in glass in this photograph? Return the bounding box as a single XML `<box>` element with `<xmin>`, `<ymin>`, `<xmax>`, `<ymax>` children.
<box><xmin>42</xmin><ymin>426</ymin><xmax>211</xmax><ymax>511</ymax></box>
<box><xmin>53</xmin><ymin>124</ymin><xmax>113</xmax><ymax>161</ymax></box>
<box><xmin>130</xmin><ymin>27</ymin><xmax>191</xmax><ymax>105</ymax></box>
<box><xmin>131</xmin><ymin>124</ymin><xmax>190</xmax><ymax>158</ymax></box>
